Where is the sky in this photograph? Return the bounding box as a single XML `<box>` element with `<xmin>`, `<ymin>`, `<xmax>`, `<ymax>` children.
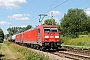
<box><xmin>0</xmin><ymin>0</ymin><xmax>90</xmax><ymax>34</ymax></box>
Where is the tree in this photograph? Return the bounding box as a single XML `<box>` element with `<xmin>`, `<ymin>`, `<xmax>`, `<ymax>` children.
<box><xmin>44</xmin><ymin>18</ymin><xmax>56</xmax><ymax>25</ymax></box>
<box><xmin>84</xmin><ymin>16</ymin><xmax>90</xmax><ymax>32</ymax></box>
<box><xmin>26</xmin><ymin>25</ymin><xmax>32</xmax><ymax>30</ymax></box>
<box><xmin>60</xmin><ymin>8</ymin><xmax>88</xmax><ymax>37</ymax></box>
<box><xmin>7</xmin><ymin>25</ymin><xmax>32</xmax><ymax>37</ymax></box>
<box><xmin>0</xmin><ymin>28</ymin><xmax>4</xmax><ymax>43</ymax></box>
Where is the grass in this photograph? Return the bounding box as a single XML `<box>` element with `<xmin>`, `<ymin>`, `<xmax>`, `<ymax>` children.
<box><xmin>4</xmin><ymin>41</ymin><xmax>50</xmax><ymax>60</ymax></box>
<box><xmin>60</xmin><ymin>36</ymin><xmax>73</xmax><ymax>43</ymax></box>
<box><xmin>63</xmin><ymin>37</ymin><xmax>90</xmax><ymax>46</ymax></box>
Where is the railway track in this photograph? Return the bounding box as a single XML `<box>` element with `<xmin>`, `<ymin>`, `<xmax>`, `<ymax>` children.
<box><xmin>50</xmin><ymin>50</ymin><xmax>90</xmax><ymax>60</ymax></box>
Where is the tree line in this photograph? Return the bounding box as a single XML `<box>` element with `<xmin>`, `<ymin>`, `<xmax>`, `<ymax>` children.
<box><xmin>7</xmin><ymin>25</ymin><xmax>32</xmax><ymax>37</ymax></box>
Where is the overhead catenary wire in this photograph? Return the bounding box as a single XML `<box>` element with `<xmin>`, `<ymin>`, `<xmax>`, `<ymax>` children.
<box><xmin>30</xmin><ymin>0</ymin><xmax>69</xmax><ymax>23</ymax></box>
<box><xmin>37</xmin><ymin>0</ymin><xmax>69</xmax><ymax>24</ymax></box>
<box><xmin>30</xmin><ymin>0</ymin><xmax>59</xmax><ymax>23</ymax></box>
<box><xmin>45</xmin><ymin>0</ymin><xmax>69</xmax><ymax>13</ymax></box>
<box><xmin>40</xmin><ymin>0</ymin><xmax>59</xmax><ymax>13</ymax></box>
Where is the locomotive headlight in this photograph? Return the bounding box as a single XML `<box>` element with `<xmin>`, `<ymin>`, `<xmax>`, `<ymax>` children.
<box><xmin>45</xmin><ymin>36</ymin><xmax>49</xmax><ymax>38</ymax></box>
<box><xmin>55</xmin><ymin>36</ymin><xmax>59</xmax><ymax>38</ymax></box>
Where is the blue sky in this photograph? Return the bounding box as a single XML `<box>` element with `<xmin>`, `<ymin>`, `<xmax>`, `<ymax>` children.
<box><xmin>0</xmin><ymin>0</ymin><xmax>90</xmax><ymax>34</ymax></box>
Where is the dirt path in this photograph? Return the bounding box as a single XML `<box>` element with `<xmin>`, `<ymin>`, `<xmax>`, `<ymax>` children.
<box><xmin>0</xmin><ymin>43</ymin><xmax>26</xmax><ymax>60</ymax></box>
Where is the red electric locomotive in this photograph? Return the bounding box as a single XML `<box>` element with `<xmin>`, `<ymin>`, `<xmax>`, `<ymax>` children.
<box><xmin>15</xmin><ymin>24</ymin><xmax>60</xmax><ymax>50</ymax></box>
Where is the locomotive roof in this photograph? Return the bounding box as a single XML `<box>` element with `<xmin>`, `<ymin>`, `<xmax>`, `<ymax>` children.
<box><xmin>16</xmin><ymin>24</ymin><xmax>58</xmax><ymax>33</ymax></box>
<box><xmin>36</xmin><ymin>24</ymin><xmax>58</xmax><ymax>28</ymax></box>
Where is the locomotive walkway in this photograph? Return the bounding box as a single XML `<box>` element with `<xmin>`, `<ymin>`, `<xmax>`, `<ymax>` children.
<box><xmin>0</xmin><ymin>43</ymin><xmax>26</xmax><ymax>60</ymax></box>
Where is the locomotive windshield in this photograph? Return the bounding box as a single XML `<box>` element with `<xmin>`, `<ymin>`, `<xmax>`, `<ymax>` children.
<box><xmin>51</xmin><ymin>28</ymin><xmax>57</xmax><ymax>32</ymax></box>
<box><xmin>44</xmin><ymin>28</ymin><xmax>50</xmax><ymax>32</ymax></box>
<box><xmin>44</xmin><ymin>28</ymin><xmax>58</xmax><ymax>32</ymax></box>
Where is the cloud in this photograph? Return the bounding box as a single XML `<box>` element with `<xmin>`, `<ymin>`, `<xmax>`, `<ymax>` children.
<box><xmin>0</xmin><ymin>21</ymin><xmax>11</xmax><ymax>25</ymax></box>
<box><xmin>85</xmin><ymin>8</ymin><xmax>90</xmax><ymax>16</ymax></box>
<box><xmin>8</xmin><ymin>14</ymin><xmax>30</xmax><ymax>20</ymax></box>
<box><xmin>0</xmin><ymin>0</ymin><xmax>27</xmax><ymax>9</ymax></box>
<box><xmin>48</xmin><ymin>11</ymin><xmax>61</xmax><ymax>16</ymax></box>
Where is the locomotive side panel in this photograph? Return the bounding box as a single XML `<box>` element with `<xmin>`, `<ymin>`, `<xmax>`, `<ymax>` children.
<box><xmin>23</xmin><ymin>31</ymin><xmax>30</xmax><ymax>43</ymax></box>
<box><xmin>15</xmin><ymin>33</ymin><xmax>22</xmax><ymax>43</ymax></box>
<box><xmin>29</xmin><ymin>29</ymin><xmax>38</xmax><ymax>43</ymax></box>
<box><xmin>23</xmin><ymin>29</ymin><xmax>38</xmax><ymax>44</ymax></box>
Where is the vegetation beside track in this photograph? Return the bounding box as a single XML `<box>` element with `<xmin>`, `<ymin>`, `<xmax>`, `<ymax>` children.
<box><xmin>4</xmin><ymin>41</ymin><xmax>50</xmax><ymax>60</ymax></box>
<box><xmin>61</xmin><ymin>35</ymin><xmax>90</xmax><ymax>48</ymax></box>
<box><xmin>64</xmin><ymin>37</ymin><xmax>90</xmax><ymax>46</ymax></box>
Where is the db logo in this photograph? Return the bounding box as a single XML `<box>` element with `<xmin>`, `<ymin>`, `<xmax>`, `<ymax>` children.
<box><xmin>50</xmin><ymin>36</ymin><xmax>53</xmax><ymax>38</ymax></box>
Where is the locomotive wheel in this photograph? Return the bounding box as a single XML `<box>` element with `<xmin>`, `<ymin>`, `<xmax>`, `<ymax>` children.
<box><xmin>42</xmin><ymin>46</ymin><xmax>45</xmax><ymax>51</ymax></box>
<box><xmin>36</xmin><ymin>45</ymin><xmax>39</xmax><ymax>50</ymax></box>
<box><xmin>40</xmin><ymin>46</ymin><xmax>42</xmax><ymax>51</ymax></box>
<box><xmin>40</xmin><ymin>46</ymin><xmax>46</xmax><ymax>51</ymax></box>
<box><xmin>31</xmin><ymin>44</ymin><xmax>33</xmax><ymax>48</ymax></box>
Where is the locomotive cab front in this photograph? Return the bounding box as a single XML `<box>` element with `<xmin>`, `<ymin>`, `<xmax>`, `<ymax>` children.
<box><xmin>42</xmin><ymin>26</ymin><xmax>60</xmax><ymax>50</ymax></box>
